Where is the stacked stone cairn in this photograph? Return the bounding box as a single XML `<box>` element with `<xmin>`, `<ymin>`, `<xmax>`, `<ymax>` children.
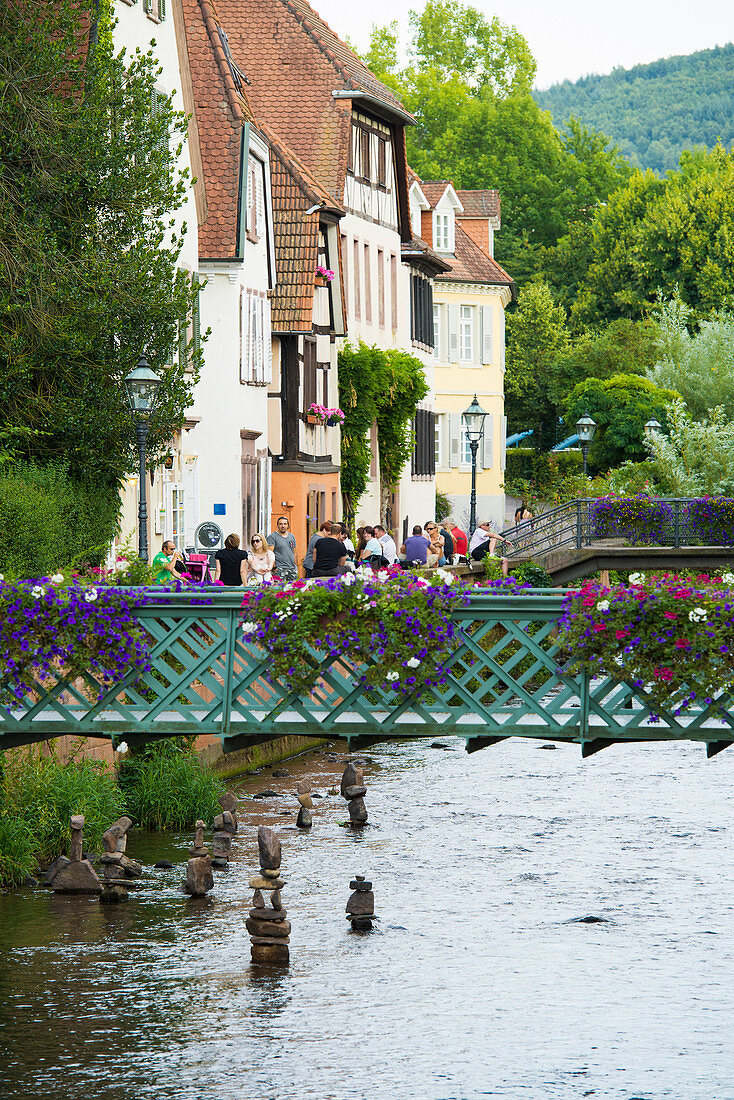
<box><xmin>212</xmin><ymin>791</ymin><xmax>239</xmax><ymax>868</ymax></box>
<box><xmin>247</xmin><ymin>826</ymin><xmax>290</xmax><ymax>964</ymax></box>
<box><xmin>50</xmin><ymin>815</ymin><xmax>102</xmax><ymax>894</ymax></box>
<box><xmin>341</xmin><ymin>761</ymin><xmax>368</xmax><ymax>826</ymax></box>
<box><xmin>184</xmin><ymin>819</ymin><xmax>214</xmax><ymax>897</ymax></box>
<box><xmin>296</xmin><ymin>779</ymin><xmax>313</xmax><ymax>829</ymax></box>
<box><xmin>346</xmin><ymin>875</ymin><xmax>376</xmax><ymax>931</ymax></box>
<box><xmin>99</xmin><ymin>816</ymin><xmax>142</xmax><ymax>903</ymax></box>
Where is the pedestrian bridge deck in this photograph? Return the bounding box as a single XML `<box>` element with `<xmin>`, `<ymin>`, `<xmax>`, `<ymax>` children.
<box><xmin>2</xmin><ymin>591</ymin><xmax>733</xmax><ymax>758</ymax></box>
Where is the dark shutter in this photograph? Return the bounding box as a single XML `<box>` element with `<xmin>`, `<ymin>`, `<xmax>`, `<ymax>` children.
<box><xmin>303</xmin><ymin>338</ymin><xmax>317</xmax><ymax>414</ymax></box>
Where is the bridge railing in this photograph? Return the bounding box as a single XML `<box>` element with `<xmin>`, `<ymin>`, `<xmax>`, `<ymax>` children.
<box><xmin>2</xmin><ymin>589</ymin><xmax>733</xmax><ymax>756</ymax></box>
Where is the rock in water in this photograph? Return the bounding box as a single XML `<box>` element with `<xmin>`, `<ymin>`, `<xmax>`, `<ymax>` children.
<box><xmin>340</xmin><ymin>762</ymin><xmax>359</xmax><ymax>798</ymax></box>
<box><xmin>219</xmin><ymin>791</ymin><xmax>238</xmax><ymax>813</ymax></box>
<box><xmin>52</xmin><ymin>859</ymin><xmax>102</xmax><ymax>895</ymax></box>
<box><xmin>346</xmin><ymin>889</ymin><xmax>375</xmax><ymax>916</ymax></box>
<box><xmin>258</xmin><ymin>825</ymin><xmax>281</xmax><ymax>870</ymax></box>
<box><xmin>296</xmin><ymin>807</ymin><xmax>312</xmax><ymax>829</ymax></box>
<box><xmin>297</xmin><ymin>793</ymin><xmax>314</xmax><ymax>808</ymax></box>
<box><xmin>184</xmin><ymin>854</ymin><xmax>214</xmax><ymax>897</ymax></box>
<box><xmin>154</xmin><ymin>860</ymin><xmax>173</xmax><ymax>869</ymax></box>
<box><xmin>251</xmin><ymin>943</ymin><xmax>289</xmax><ymax>965</ymax></box>
<box><xmin>348</xmin><ymin>797</ymin><xmax>368</xmax><ymax>824</ymax></box>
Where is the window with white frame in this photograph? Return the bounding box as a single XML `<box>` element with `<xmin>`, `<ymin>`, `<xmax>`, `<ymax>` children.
<box><xmin>434</xmin><ymin>415</ymin><xmax>442</xmax><ymax>468</ymax></box>
<box><xmin>411</xmin><ymin>205</ymin><xmax>422</xmax><ymax>238</ymax></box>
<box><xmin>240</xmin><ymin>290</ymin><xmax>272</xmax><ymax>385</ymax></box>
<box><xmin>461</xmin><ymin>430</ymin><xmax>473</xmax><ymax>467</ymax></box>
<box><xmin>459</xmin><ymin>305</ymin><xmax>474</xmax><ymax>362</ymax></box>
<box><xmin>433</xmin><ymin>304</ymin><xmax>441</xmax><ymax>359</ymax></box>
<box><xmin>170</xmin><ymin>486</ymin><xmax>185</xmax><ymax>550</ymax></box>
<box><xmin>434</xmin><ymin>212</ymin><xmax>450</xmax><ymax>252</ymax></box>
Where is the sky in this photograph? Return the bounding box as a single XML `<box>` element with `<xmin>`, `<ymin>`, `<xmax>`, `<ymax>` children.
<box><xmin>314</xmin><ymin>0</ymin><xmax>733</xmax><ymax>88</ymax></box>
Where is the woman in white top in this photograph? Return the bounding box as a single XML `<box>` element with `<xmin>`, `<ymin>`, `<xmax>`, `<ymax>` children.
<box><xmin>246</xmin><ymin>533</ymin><xmax>276</xmax><ymax>584</ymax></box>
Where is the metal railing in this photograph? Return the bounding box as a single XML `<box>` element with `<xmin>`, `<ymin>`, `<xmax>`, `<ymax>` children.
<box><xmin>2</xmin><ymin>589</ymin><xmax>734</xmax><ymax>757</ymax></box>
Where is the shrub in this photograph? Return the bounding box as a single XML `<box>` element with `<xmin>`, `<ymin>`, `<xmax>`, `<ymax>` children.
<box><xmin>590</xmin><ymin>495</ymin><xmax>674</xmax><ymax>544</ymax></box>
<box><xmin>505</xmin><ymin>448</ymin><xmax>584</xmax><ymax>503</ymax></box>
<box><xmin>435</xmin><ymin>489</ymin><xmax>452</xmax><ymax>522</ymax></box>
<box><xmin>511</xmin><ymin>562</ymin><xmax>553</xmax><ymax>587</ymax></box>
<box><xmin>119</xmin><ymin>739</ymin><xmax>224</xmax><ymax>831</ymax></box>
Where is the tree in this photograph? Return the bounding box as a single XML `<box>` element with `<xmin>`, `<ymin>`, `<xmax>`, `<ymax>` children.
<box><xmin>504</xmin><ymin>283</ymin><xmax>571</xmax><ymax>451</ymax></box>
<box><xmin>648</xmin><ymin>297</ymin><xmax>734</xmax><ymax>421</ymax></box>
<box><xmin>564</xmin><ymin>374</ymin><xmax>678</xmax><ymax>471</ymax></box>
<box><xmin>548</xmin><ymin>318</ymin><xmax>660</xmax><ymax>406</ymax></box>
<box><xmin>0</xmin><ymin>0</ymin><xmax>201</xmax><ymax>498</ymax></box>
<box><xmin>645</xmin><ymin>399</ymin><xmax>734</xmax><ymax>495</ymax></box>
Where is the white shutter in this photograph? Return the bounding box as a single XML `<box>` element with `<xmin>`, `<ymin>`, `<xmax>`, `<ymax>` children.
<box><xmin>479</xmin><ymin>413</ymin><xmax>494</xmax><ymax>470</ymax></box>
<box><xmin>449</xmin><ymin>413</ymin><xmax>461</xmax><ymax>468</ymax></box>
<box><xmin>481</xmin><ymin>305</ymin><xmax>493</xmax><ymax>364</ymax></box>
<box><xmin>500</xmin><ymin>415</ymin><xmax>507</xmax><ymax>471</ymax></box>
<box><xmin>448</xmin><ymin>304</ymin><xmax>459</xmax><ymax>361</ymax></box>
<box><xmin>249</xmin><ymin>294</ymin><xmax>257</xmax><ymax>381</ymax></box>
<box><xmin>255</xmin><ymin>296</ymin><xmax>264</xmax><ymax>383</ymax></box>
<box><xmin>438</xmin><ymin>414</ymin><xmax>449</xmax><ymax>469</ymax></box>
<box><xmin>263</xmin><ymin>297</ymin><xmax>272</xmax><ymax>383</ymax></box>
<box><xmin>239</xmin><ymin>287</ymin><xmax>247</xmax><ymax>383</ymax></box>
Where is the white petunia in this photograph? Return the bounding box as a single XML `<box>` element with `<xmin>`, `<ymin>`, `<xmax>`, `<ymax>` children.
<box><xmin>596</xmin><ymin>600</ymin><xmax>610</xmax><ymax>611</ymax></box>
<box><xmin>84</xmin><ymin>588</ymin><xmax>98</xmax><ymax>603</ymax></box>
<box><xmin>242</xmin><ymin>622</ymin><xmax>257</xmax><ymax>635</ymax></box>
<box><xmin>386</xmin><ymin>671</ymin><xmax>400</xmax><ymax>681</ymax></box>
<box><xmin>116</xmin><ymin>741</ymin><xmax>129</xmax><ymax>755</ymax></box>
<box><xmin>722</xmin><ymin>572</ymin><xmax>734</xmax><ymax>586</ymax></box>
<box><xmin>50</xmin><ymin>573</ymin><xmax>65</xmax><ymax>585</ymax></box>
<box><xmin>406</xmin><ymin>656</ymin><xmax>421</xmax><ymax>668</ymax></box>
<box><xmin>31</xmin><ymin>585</ymin><xmax>45</xmax><ymax>599</ymax></box>
<box><xmin>341</xmin><ymin>573</ymin><xmax>356</xmax><ymax>587</ymax></box>
<box><xmin>0</xmin><ymin>574</ymin><xmax>4</xmax><ymax>582</ymax></box>
<box><xmin>688</xmin><ymin>607</ymin><xmax>708</xmax><ymax>623</ymax></box>
<box><xmin>628</xmin><ymin>573</ymin><xmax>645</xmax><ymax>585</ymax></box>
<box><xmin>376</xmin><ymin>570</ymin><xmax>390</xmax><ymax>583</ymax></box>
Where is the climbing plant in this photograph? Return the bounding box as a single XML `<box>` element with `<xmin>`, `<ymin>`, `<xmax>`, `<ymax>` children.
<box><xmin>338</xmin><ymin>342</ymin><xmax>429</xmax><ymax>520</ymax></box>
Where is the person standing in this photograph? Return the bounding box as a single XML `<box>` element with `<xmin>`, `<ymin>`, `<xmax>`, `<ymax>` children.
<box><xmin>267</xmin><ymin>516</ymin><xmax>298</xmax><ymax>582</ymax></box>
<box><xmin>374</xmin><ymin>524</ymin><xmax>397</xmax><ymax>564</ymax></box>
<box><xmin>312</xmin><ymin>527</ymin><xmax>347</xmax><ymax>576</ymax></box>
<box><xmin>214</xmin><ymin>533</ymin><xmax>249</xmax><ymax>587</ymax></box>
<box><xmin>303</xmin><ymin>520</ymin><xmax>332</xmax><ymax>578</ymax></box>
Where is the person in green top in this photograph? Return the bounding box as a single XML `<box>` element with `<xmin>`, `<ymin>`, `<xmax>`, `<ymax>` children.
<box><xmin>151</xmin><ymin>540</ymin><xmax>181</xmax><ymax>585</ymax></box>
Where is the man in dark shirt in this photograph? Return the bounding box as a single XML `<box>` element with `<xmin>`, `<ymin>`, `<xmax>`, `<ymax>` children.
<box><xmin>312</xmin><ymin>529</ymin><xmax>347</xmax><ymax>576</ymax></box>
<box><xmin>401</xmin><ymin>525</ymin><xmax>430</xmax><ymax>565</ymax></box>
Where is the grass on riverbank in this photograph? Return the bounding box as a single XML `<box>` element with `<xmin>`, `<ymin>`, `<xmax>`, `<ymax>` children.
<box><xmin>118</xmin><ymin>739</ymin><xmax>224</xmax><ymax>831</ymax></box>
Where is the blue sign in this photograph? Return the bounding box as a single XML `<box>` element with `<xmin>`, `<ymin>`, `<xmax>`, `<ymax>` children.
<box><xmin>213</xmin><ymin>503</ymin><xmax>226</xmax><ymax>516</ymax></box>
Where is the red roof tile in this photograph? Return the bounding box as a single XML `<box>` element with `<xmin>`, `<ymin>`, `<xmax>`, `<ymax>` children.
<box><xmin>456</xmin><ymin>189</ymin><xmax>501</xmax><ymax>220</ymax></box>
<box><xmin>439</xmin><ymin>225</ymin><xmax>515</xmax><ymax>293</ymax></box>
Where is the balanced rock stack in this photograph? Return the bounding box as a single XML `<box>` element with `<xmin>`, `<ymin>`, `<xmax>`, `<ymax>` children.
<box><xmin>247</xmin><ymin>826</ymin><xmax>290</xmax><ymax>964</ymax></box>
<box><xmin>51</xmin><ymin>815</ymin><xmax>102</xmax><ymax>895</ymax></box>
<box><xmin>99</xmin><ymin>816</ymin><xmax>142</xmax><ymax>903</ymax></box>
<box><xmin>296</xmin><ymin>780</ymin><xmax>313</xmax><ymax>829</ymax></box>
<box><xmin>346</xmin><ymin>875</ymin><xmax>376</xmax><ymax>931</ymax></box>
<box><xmin>212</xmin><ymin>792</ymin><xmax>239</xmax><ymax>868</ymax></box>
<box><xmin>184</xmin><ymin>819</ymin><xmax>213</xmax><ymax>897</ymax></box>
<box><xmin>341</xmin><ymin>762</ymin><xmax>368</xmax><ymax>826</ymax></box>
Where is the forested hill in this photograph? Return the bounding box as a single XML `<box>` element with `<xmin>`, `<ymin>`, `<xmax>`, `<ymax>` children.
<box><xmin>534</xmin><ymin>44</ymin><xmax>734</xmax><ymax>175</ymax></box>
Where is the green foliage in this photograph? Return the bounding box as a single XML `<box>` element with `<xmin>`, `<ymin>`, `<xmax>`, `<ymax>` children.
<box><xmin>504</xmin><ymin>448</ymin><xmax>583</xmax><ymax>504</ymax></box>
<box><xmin>338</xmin><ymin>342</ymin><xmax>428</xmax><ymax>514</ymax></box>
<box><xmin>564</xmin><ymin>374</ymin><xmax>678</xmax><ymax>471</ymax></box>
<box><xmin>648</xmin><ymin>297</ymin><xmax>734</xmax><ymax>422</ymax></box>
<box><xmin>549</xmin><ymin>318</ymin><xmax>660</xmax><ymax>403</ymax></box>
<box><xmin>435</xmin><ymin>489</ymin><xmax>452</xmax><ymax>522</ymax></box>
<box><xmin>119</xmin><ymin>740</ymin><xmax>223</xmax><ymax>831</ymax></box>
<box><xmin>588</xmin><ymin>460</ymin><xmax>663</xmax><ymax>498</ymax></box>
<box><xmin>505</xmin><ymin>283</ymin><xmax>571</xmax><ymax>448</ymax></box>
<box><xmin>0</xmin><ymin>0</ymin><xmax>202</xmax><ymax>491</ymax></box>
<box><xmin>510</xmin><ymin>562</ymin><xmax>553</xmax><ymax>588</ymax></box>
<box><xmin>0</xmin><ymin>746</ymin><xmax>126</xmax><ymax>883</ymax></box>
<box><xmin>645</xmin><ymin>398</ymin><xmax>734</xmax><ymax>495</ymax></box>
<box><xmin>535</xmin><ymin>44</ymin><xmax>734</xmax><ymax>175</ymax></box>
<box><xmin>0</xmin><ymin>462</ymin><xmax>118</xmax><ymax>577</ymax></box>
<box><xmin>482</xmin><ymin>554</ymin><xmax>504</xmax><ymax>580</ymax></box>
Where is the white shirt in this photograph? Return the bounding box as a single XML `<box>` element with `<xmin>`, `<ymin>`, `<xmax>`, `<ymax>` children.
<box><xmin>379</xmin><ymin>533</ymin><xmax>398</xmax><ymax>563</ymax></box>
<box><xmin>469</xmin><ymin>528</ymin><xmax>491</xmax><ymax>552</ymax></box>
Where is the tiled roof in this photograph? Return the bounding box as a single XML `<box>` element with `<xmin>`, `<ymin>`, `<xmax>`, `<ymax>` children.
<box><xmin>456</xmin><ymin>189</ymin><xmax>501</xmax><ymax>220</ymax></box>
<box><xmin>438</xmin><ymin>224</ymin><xmax>515</xmax><ymax>294</ymax></box>
<box><xmin>401</xmin><ymin>235</ymin><xmax>453</xmax><ymax>275</ymax></box>
<box><xmin>417</xmin><ymin>180</ymin><xmax>454</xmax><ymax>209</ymax></box>
<box><xmin>181</xmin><ymin>0</ymin><xmax>250</xmax><ymax>259</ymax></box>
<box><xmin>212</xmin><ymin>0</ymin><xmax>412</xmax><ymax>203</ymax></box>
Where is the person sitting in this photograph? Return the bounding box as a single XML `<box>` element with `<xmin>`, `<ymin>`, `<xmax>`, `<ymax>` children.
<box><xmin>424</xmin><ymin>522</ymin><xmax>446</xmax><ymax>567</ymax></box>
<box><xmin>359</xmin><ymin>526</ymin><xmax>384</xmax><ymax>568</ymax></box>
<box><xmin>245</xmin><ymin>533</ymin><xmax>275</xmax><ymax>585</ymax></box>
<box><xmin>400</xmin><ymin>525</ymin><xmax>430</xmax><ymax>566</ymax></box>
<box><xmin>151</xmin><ymin>539</ymin><xmax>183</xmax><ymax>586</ymax></box>
<box><xmin>469</xmin><ymin>522</ymin><xmax>514</xmax><ymax>577</ymax></box>
<box><xmin>214</xmin><ymin>532</ymin><xmax>249</xmax><ymax>587</ymax></box>
<box><xmin>439</xmin><ymin>522</ymin><xmax>455</xmax><ymax>564</ymax></box>
<box><xmin>374</xmin><ymin>524</ymin><xmax>398</xmax><ymax>564</ymax></box>
<box><xmin>312</xmin><ymin>527</ymin><xmax>348</xmax><ymax>576</ymax></box>
<box><xmin>450</xmin><ymin>521</ymin><xmax>468</xmax><ymax>561</ymax></box>
<box><xmin>514</xmin><ymin>501</ymin><xmax>534</xmax><ymax>531</ymax></box>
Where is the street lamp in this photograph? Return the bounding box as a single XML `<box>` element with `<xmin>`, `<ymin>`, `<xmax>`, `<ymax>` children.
<box><xmin>644</xmin><ymin>417</ymin><xmax>662</xmax><ymax>441</ymax></box>
<box><xmin>124</xmin><ymin>356</ymin><xmax>162</xmax><ymax>563</ymax></box>
<box><xmin>576</xmin><ymin>411</ymin><xmax>597</xmax><ymax>478</ymax></box>
<box><xmin>462</xmin><ymin>394</ymin><xmax>488</xmax><ymax>537</ymax></box>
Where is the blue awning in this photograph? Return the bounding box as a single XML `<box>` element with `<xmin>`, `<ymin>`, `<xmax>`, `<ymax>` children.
<box><xmin>505</xmin><ymin>429</ymin><xmax>534</xmax><ymax>448</ymax></box>
<box><xmin>552</xmin><ymin>434</ymin><xmax>580</xmax><ymax>451</ymax></box>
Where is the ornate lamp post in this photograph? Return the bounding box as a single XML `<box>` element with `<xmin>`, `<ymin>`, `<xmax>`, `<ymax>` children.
<box><xmin>576</xmin><ymin>411</ymin><xmax>597</xmax><ymax>479</ymax></box>
<box><xmin>124</xmin><ymin>357</ymin><xmax>162</xmax><ymax>563</ymax></box>
<box><xmin>644</xmin><ymin>417</ymin><xmax>662</xmax><ymax>441</ymax></box>
<box><xmin>462</xmin><ymin>394</ymin><xmax>488</xmax><ymax>537</ymax></box>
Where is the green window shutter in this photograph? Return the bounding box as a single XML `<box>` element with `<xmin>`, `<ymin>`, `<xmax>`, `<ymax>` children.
<box><xmin>178</xmin><ymin>305</ymin><xmax>188</xmax><ymax>372</ymax></box>
<box><xmin>143</xmin><ymin>0</ymin><xmax>152</xmax><ymax>12</ymax></box>
<box><xmin>158</xmin><ymin>0</ymin><xmax>166</xmax><ymax>18</ymax></box>
<box><xmin>192</xmin><ymin>273</ymin><xmax>201</xmax><ymax>362</ymax></box>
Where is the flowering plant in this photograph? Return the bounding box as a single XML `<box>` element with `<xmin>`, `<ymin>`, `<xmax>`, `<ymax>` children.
<box><xmin>0</xmin><ymin>577</ymin><xmax>151</xmax><ymax>705</ymax></box>
<box><xmin>315</xmin><ymin>265</ymin><xmax>335</xmax><ymax>282</ymax></box>
<box><xmin>240</xmin><ymin>567</ymin><xmax>470</xmax><ymax>698</ymax></box>
<box><xmin>686</xmin><ymin>498</ymin><xmax>734</xmax><ymax>546</ymax></box>
<box><xmin>591</xmin><ymin>495</ymin><xmax>674</xmax><ymax>545</ymax></box>
<box><xmin>307</xmin><ymin>402</ymin><xmax>345</xmax><ymax>426</ymax></box>
<box><xmin>559</xmin><ymin>573</ymin><xmax>734</xmax><ymax>716</ymax></box>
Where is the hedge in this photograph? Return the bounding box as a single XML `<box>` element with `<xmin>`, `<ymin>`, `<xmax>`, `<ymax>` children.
<box><xmin>505</xmin><ymin>448</ymin><xmax>583</xmax><ymax>494</ymax></box>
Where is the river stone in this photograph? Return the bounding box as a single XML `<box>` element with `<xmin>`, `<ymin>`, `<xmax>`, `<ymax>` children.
<box><xmin>154</xmin><ymin>859</ymin><xmax>173</xmax><ymax>869</ymax></box>
<box><xmin>261</xmin><ymin>868</ymin><xmax>281</xmax><ymax>878</ymax></box>
<box><xmin>70</xmin><ymin>814</ymin><xmax>84</xmax><ymax>831</ymax></box>
<box><xmin>349</xmin><ymin>916</ymin><xmax>374</xmax><ymax>931</ymax></box>
<box><xmin>222</xmin><ymin>811</ymin><xmax>237</xmax><ymax>833</ymax></box>
<box><xmin>119</xmin><ymin>854</ymin><xmax>142</xmax><ymax>878</ymax></box>
<box><xmin>184</xmin><ymin>854</ymin><xmax>213</xmax><ymax>897</ymax></box>
<box><xmin>271</xmin><ymin>890</ymin><xmax>282</xmax><ymax>910</ymax></box>
<box><xmin>249</xmin><ymin>907</ymin><xmax>287</xmax><ymax>921</ymax></box>
<box><xmin>102</xmin><ymin>817</ymin><xmax>132</xmax><ymax>853</ymax></box>
<box><xmin>247</xmin><ymin>918</ymin><xmax>291</xmax><ymax>938</ymax></box>
<box><xmin>100</xmin><ymin>884</ymin><xmax>128</xmax><ymax>904</ymax></box>
<box><xmin>53</xmin><ymin>859</ymin><xmax>102</xmax><ymax>895</ymax></box>
<box><xmin>347</xmin><ymin>797</ymin><xmax>368</xmax><ymax>824</ymax></box>
<box><xmin>100</xmin><ymin>851</ymin><xmax>123</xmax><ymax>865</ymax></box>
<box><xmin>340</xmin><ymin>763</ymin><xmax>360</xmax><ymax>798</ymax></box>
<box><xmin>296</xmin><ymin>779</ymin><xmax>311</xmax><ymax>795</ymax></box>
<box><xmin>250</xmin><ymin>943</ymin><xmax>291</xmax><ymax>963</ymax></box>
<box><xmin>346</xmin><ymin>889</ymin><xmax>374</xmax><ymax>915</ymax></box>
<box><xmin>297</xmin><ymin>793</ymin><xmax>313</xmax><ymax>808</ymax></box>
<box><xmin>253</xmin><ymin>790</ymin><xmax>278</xmax><ymax>799</ymax></box>
<box><xmin>257</xmin><ymin>826</ymin><xmax>281</xmax><ymax>870</ymax></box>
<box><xmin>344</xmin><ymin>785</ymin><xmax>367</xmax><ymax>799</ymax></box>
<box><xmin>249</xmin><ymin>876</ymin><xmax>285</xmax><ymax>891</ymax></box>
<box><xmin>220</xmin><ymin>791</ymin><xmax>238</xmax><ymax>813</ymax></box>
<box><xmin>349</xmin><ymin>878</ymin><xmax>372</xmax><ymax>892</ymax></box>
<box><xmin>212</xmin><ymin>833</ymin><xmax>231</xmax><ymax>859</ymax></box>
<box><xmin>42</xmin><ymin>856</ymin><xmax>70</xmax><ymax>886</ymax></box>
<box><xmin>252</xmin><ymin>889</ymin><xmax>265</xmax><ymax>908</ymax></box>
<box><xmin>271</xmin><ymin>769</ymin><xmax>290</xmax><ymax>778</ymax></box>
<box><xmin>296</xmin><ymin>808</ymin><xmax>312</xmax><ymax>829</ymax></box>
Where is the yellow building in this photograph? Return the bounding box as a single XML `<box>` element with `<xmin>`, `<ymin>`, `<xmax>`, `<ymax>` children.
<box><xmin>409</xmin><ymin>180</ymin><xmax>515</xmax><ymax>531</ymax></box>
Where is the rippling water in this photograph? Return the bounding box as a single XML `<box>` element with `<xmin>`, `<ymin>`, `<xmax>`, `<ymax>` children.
<box><xmin>1</xmin><ymin>737</ymin><xmax>733</xmax><ymax>1100</ymax></box>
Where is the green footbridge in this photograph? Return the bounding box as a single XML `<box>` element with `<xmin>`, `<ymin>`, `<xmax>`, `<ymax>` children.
<box><xmin>2</xmin><ymin>591</ymin><xmax>733</xmax><ymax>758</ymax></box>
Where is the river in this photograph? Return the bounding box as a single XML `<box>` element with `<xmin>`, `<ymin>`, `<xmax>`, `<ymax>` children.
<box><xmin>1</xmin><ymin>736</ymin><xmax>733</xmax><ymax>1100</ymax></box>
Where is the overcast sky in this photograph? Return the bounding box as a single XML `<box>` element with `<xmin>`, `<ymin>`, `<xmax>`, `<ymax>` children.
<box><xmin>315</xmin><ymin>0</ymin><xmax>732</xmax><ymax>88</ymax></box>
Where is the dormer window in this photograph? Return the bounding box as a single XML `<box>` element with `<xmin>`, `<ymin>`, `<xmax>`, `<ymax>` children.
<box><xmin>348</xmin><ymin>111</ymin><xmax>393</xmax><ymax>190</ymax></box>
<box><xmin>434</xmin><ymin>212</ymin><xmax>452</xmax><ymax>252</ymax></box>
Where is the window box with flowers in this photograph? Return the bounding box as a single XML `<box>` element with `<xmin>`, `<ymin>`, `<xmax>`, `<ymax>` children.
<box><xmin>306</xmin><ymin>403</ymin><xmax>345</xmax><ymax>428</ymax></box>
<box><xmin>315</xmin><ymin>266</ymin><xmax>335</xmax><ymax>287</ymax></box>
